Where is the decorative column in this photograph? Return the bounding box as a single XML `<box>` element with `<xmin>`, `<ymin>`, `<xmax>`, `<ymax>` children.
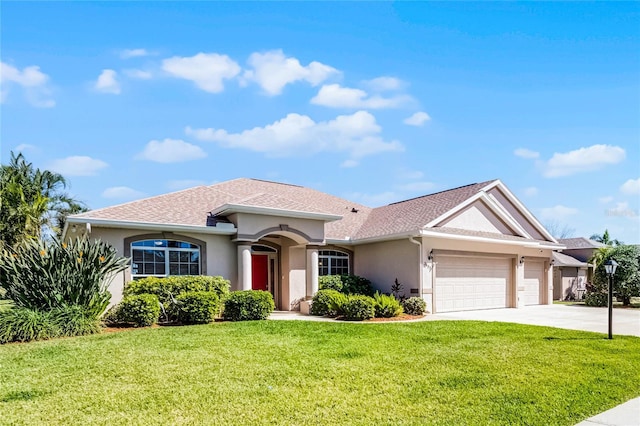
<box><xmin>237</xmin><ymin>244</ymin><xmax>252</xmax><ymax>291</ymax></box>
<box><xmin>306</xmin><ymin>247</ymin><xmax>319</xmax><ymax>298</ymax></box>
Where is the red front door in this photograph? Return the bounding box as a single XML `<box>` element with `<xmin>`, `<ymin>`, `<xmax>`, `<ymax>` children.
<box><xmin>251</xmin><ymin>255</ymin><xmax>269</xmax><ymax>291</ymax></box>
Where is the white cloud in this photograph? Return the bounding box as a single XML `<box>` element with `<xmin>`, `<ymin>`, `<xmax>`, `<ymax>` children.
<box><xmin>124</xmin><ymin>69</ymin><xmax>153</xmax><ymax>80</ymax></box>
<box><xmin>311</xmin><ymin>84</ymin><xmax>411</xmax><ymax>109</ymax></box>
<box><xmin>1</xmin><ymin>61</ymin><xmax>55</xmax><ymax>107</ymax></box>
<box><xmin>543</xmin><ymin>144</ymin><xmax>626</xmax><ymax>178</ymax></box>
<box><xmin>540</xmin><ymin>205</ymin><xmax>579</xmax><ymax>220</ymax></box>
<box><xmin>120</xmin><ymin>48</ymin><xmax>152</xmax><ymax>59</ymax></box>
<box><xmin>102</xmin><ymin>186</ymin><xmax>146</xmax><ymax>200</ymax></box>
<box><xmin>395</xmin><ymin>181</ymin><xmax>436</xmax><ymax>192</ymax></box>
<box><xmin>14</xmin><ymin>143</ymin><xmax>37</xmax><ymax>153</ymax></box>
<box><xmin>403</xmin><ymin>111</ymin><xmax>431</xmax><ymax>126</ymax></box>
<box><xmin>162</xmin><ymin>53</ymin><xmax>241</xmax><ymax>93</ymax></box>
<box><xmin>598</xmin><ymin>196</ymin><xmax>614</xmax><ymax>204</ymax></box>
<box><xmin>137</xmin><ymin>138</ymin><xmax>207</xmax><ymax>163</ymax></box>
<box><xmin>524</xmin><ymin>187</ymin><xmax>538</xmax><ymax>197</ymax></box>
<box><xmin>242</xmin><ymin>50</ymin><xmax>339</xmax><ymax>96</ymax></box>
<box><xmin>48</xmin><ymin>156</ymin><xmax>108</xmax><ymax>176</ymax></box>
<box><xmin>514</xmin><ymin>148</ymin><xmax>540</xmax><ymax>159</ymax></box>
<box><xmin>186</xmin><ymin>110</ymin><xmax>402</xmax><ymax>161</ymax></box>
<box><xmin>606</xmin><ymin>202</ymin><xmax>638</xmax><ymax>218</ymax></box>
<box><xmin>94</xmin><ymin>69</ymin><xmax>121</xmax><ymax>94</ymax></box>
<box><xmin>363</xmin><ymin>76</ymin><xmax>404</xmax><ymax>92</ymax></box>
<box><xmin>620</xmin><ymin>178</ymin><xmax>640</xmax><ymax>195</ymax></box>
<box><xmin>340</xmin><ymin>159</ymin><xmax>359</xmax><ymax>168</ymax></box>
<box><xmin>167</xmin><ymin>179</ymin><xmax>207</xmax><ymax>190</ymax></box>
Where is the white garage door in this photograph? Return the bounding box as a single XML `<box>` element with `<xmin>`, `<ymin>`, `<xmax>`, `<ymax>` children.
<box><xmin>435</xmin><ymin>256</ymin><xmax>511</xmax><ymax>313</ymax></box>
<box><xmin>523</xmin><ymin>262</ymin><xmax>544</xmax><ymax>305</ymax></box>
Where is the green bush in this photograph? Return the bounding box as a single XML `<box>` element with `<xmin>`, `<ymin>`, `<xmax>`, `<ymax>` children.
<box><xmin>591</xmin><ymin>245</ymin><xmax>640</xmax><ymax>306</ymax></box>
<box><xmin>124</xmin><ymin>275</ymin><xmax>230</xmax><ymax>322</ymax></box>
<box><xmin>402</xmin><ymin>297</ymin><xmax>427</xmax><ymax>315</ymax></box>
<box><xmin>106</xmin><ymin>294</ymin><xmax>160</xmax><ymax>327</ymax></box>
<box><xmin>0</xmin><ymin>307</ymin><xmax>57</xmax><ymax>343</ymax></box>
<box><xmin>49</xmin><ymin>305</ymin><xmax>101</xmax><ymax>337</ymax></box>
<box><xmin>318</xmin><ymin>274</ymin><xmax>374</xmax><ymax>296</ymax></box>
<box><xmin>176</xmin><ymin>291</ymin><xmax>220</xmax><ymax>324</ymax></box>
<box><xmin>584</xmin><ymin>292</ymin><xmax>608</xmax><ymax>307</ymax></box>
<box><xmin>318</xmin><ymin>275</ymin><xmax>344</xmax><ymax>292</ymax></box>
<box><xmin>222</xmin><ymin>291</ymin><xmax>274</xmax><ymax>321</ymax></box>
<box><xmin>0</xmin><ymin>237</ymin><xmax>129</xmax><ymax>318</ymax></box>
<box><xmin>342</xmin><ymin>295</ymin><xmax>375</xmax><ymax>321</ymax></box>
<box><xmin>310</xmin><ymin>289</ymin><xmax>348</xmax><ymax>317</ymax></box>
<box><xmin>373</xmin><ymin>292</ymin><xmax>403</xmax><ymax>318</ymax></box>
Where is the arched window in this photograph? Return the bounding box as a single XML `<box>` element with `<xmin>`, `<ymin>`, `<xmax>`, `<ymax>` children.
<box><xmin>318</xmin><ymin>250</ymin><xmax>350</xmax><ymax>276</ymax></box>
<box><xmin>131</xmin><ymin>239</ymin><xmax>200</xmax><ymax>278</ymax></box>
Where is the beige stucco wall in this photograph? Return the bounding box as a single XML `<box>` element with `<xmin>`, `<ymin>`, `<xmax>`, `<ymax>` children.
<box><xmin>81</xmin><ymin>226</ymin><xmax>236</xmax><ymax>306</ymax></box>
<box><xmin>440</xmin><ymin>200</ymin><xmax>515</xmax><ymax>235</ymax></box>
<box><xmin>353</xmin><ymin>239</ymin><xmax>420</xmax><ymax>296</ymax></box>
<box><xmin>229</xmin><ymin>213</ymin><xmax>325</xmax><ymax>243</ymax></box>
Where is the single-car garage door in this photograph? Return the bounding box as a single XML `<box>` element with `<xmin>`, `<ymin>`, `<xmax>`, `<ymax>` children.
<box><xmin>435</xmin><ymin>256</ymin><xmax>512</xmax><ymax>313</ymax></box>
<box><xmin>523</xmin><ymin>261</ymin><xmax>544</xmax><ymax>305</ymax></box>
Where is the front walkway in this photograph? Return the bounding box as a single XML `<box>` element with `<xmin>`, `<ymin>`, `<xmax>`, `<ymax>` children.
<box><xmin>575</xmin><ymin>397</ymin><xmax>640</xmax><ymax>426</ymax></box>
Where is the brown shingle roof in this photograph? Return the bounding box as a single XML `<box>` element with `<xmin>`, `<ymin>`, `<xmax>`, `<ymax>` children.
<box><xmin>352</xmin><ymin>180</ymin><xmax>496</xmax><ymax>240</ymax></box>
<box><xmin>558</xmin><ymin>238</ymin><xmax>606</xmax><ymax>249</ymax></box>
<box><xmin>552</xmin><ymin>252</ymin><xmax>589</xmax><ymax>267</ymax></box>
<box><xmin>73</xmin><ymin>178</ymin><xmax>372</xmax><ymax>240</ymax></box>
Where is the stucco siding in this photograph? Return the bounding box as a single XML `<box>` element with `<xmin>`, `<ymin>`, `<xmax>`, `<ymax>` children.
<box><xmin>82</xmin><ymin>227</ymin><xmax>236</xmax><ymax>305</ymax></box>
<box><xmin>487</xmin><ymin>187</ymin><xmax>546</xmax><ymax>240</ymax></box>
<box><xmin>440</xmin><ymin>200</ymin><xmax>515</xmax><ymax>235</ymax></box>
<box><xmin>354</xmin><ymin>239</ymin><xmax>419</xmax><ymax>296</ymax></box>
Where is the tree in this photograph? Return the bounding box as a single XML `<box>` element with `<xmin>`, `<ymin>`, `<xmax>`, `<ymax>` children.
<box><xmin>0</xmin><ymin>152</ymin><xmax>87</xmax><ymax>248</ymax></box>
<box><xmin>590</xmin><ymin>229</ymin><xmax>623</xmax><ymax>246</ymax></box>
<box><xmin>544</xmin><ymin>220</ymin><xmax>576</xmax><ymax>239</ymax></box>
<box><xmin>590</xmin><ymin>245</ymin><xmax>640</xmax><ymax>306</ymax></box>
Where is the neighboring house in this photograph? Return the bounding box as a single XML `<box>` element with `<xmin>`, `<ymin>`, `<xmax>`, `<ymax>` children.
<box><xmin>64</xmin><ymin>178</ymin><xmax>563</xmax><ymax>314</ymax></box>
<box><xmin>552</xmin><ymin>238</ymin><xmax>606</xmax><ymax>301</ymax></box>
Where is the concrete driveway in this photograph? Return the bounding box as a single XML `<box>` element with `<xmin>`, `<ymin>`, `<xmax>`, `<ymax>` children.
<box><xmin>431</xmin><ymin>304</ymin><xmax>640</xmax><ymax>337</ymax></box>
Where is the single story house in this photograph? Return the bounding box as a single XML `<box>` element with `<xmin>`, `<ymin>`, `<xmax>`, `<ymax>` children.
<box><xmin>552</xmin><ymin>238</ymin><xmax>605</xmax><ymax>301</ymax></box>
<box><xmin>64</xmin><ymin>178</ymin><xmax>563</xmax><ymax>314</ymax></box>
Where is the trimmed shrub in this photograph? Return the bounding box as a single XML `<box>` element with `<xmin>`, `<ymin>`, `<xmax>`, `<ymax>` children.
<box><xmin>318</xmin><ymin>274</ymin><xmax>374</xmax><ymax>296</ymax></box>
<box><xmin>340</xmin><ymin>275</ymin><xmax>374</xmax><ymax>296</ymax></box>
<box><xmin>342</xmin><ymin>295</ymin><xmax>375</xmax><ymax>321</ymax></box>
<box><xmin>373</xmin><ymin>292</ymin><xmax>403</xmax><ymax>318</ymax></box>
<box><xmin>49</xmin><ymin>305</ymin><xmax>101</xmax><ymax>337</ymax></box>
<box><xmin>124</xmin><ymin>275</ymin><xmax>230</xmax><ymax>322</ymax></box>
<box><xmin>222</xmin><ymin>291</ymin><xmax>274</xmax><ymax>321</ymax></box>
<box><xmin>176</xmin><ymin>291</ymin><xmax>220</xmax><ymax>324</ymax></box>
<box><xmin>106</xmin><ymin>294</ymin><xmax>160</xmax><ymax>327</ymax></box>
<box><xmin>318</xmin><ymin>275</ymin><xmax>344</xmax><ymax>293</ymax></box>
<box><xmin>584</xmin><ymin>292</ymin><xmax>608</xmax><ymax>307</ymax></box>
<box><xmin>0</xmin><ymin>237</ymin><xmax>129</xmax><ymax>318</ymax></box>
<box><xmin>402</xmin><ymin>297</ymin><xmax>427</xmax><ymax>315</ymax></box>
<box><xmin>310</xmin><ymin>289</ymin><xmax>348</xmax><ymax>317</ymax></box>
<box><xmin>0</xmin><ymin>307</ymin><xmax>57</xmax><ymax>343</ymax></box>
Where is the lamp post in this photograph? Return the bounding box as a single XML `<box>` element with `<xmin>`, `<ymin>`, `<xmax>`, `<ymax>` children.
<box><xmin>604</xmin><ymin>259</ymin><xmax>618</xmax><ymax>340</ymax></box>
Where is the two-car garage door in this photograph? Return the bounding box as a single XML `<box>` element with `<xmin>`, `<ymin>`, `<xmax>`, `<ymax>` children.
<box><xmin>435</xmin><ymin>256</ymin><xmax>511</xmax><ymax>313</ymax></box>
<box><xmin>435</xmin><ymin>255</ymin><xmax>545</xmax><ymax>313</ymax></box>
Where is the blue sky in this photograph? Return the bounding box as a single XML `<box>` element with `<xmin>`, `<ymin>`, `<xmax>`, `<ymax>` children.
<box><xmin>2</xmin><ymin>2</ymin><xmax>639</xmax><ymax>243</ymax></box>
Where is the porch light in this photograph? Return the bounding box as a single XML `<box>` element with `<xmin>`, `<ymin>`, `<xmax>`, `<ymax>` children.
<box><xmin>519</xmin><ymin>256</ymin><xmax>525</xmax><ymax>265</ymax></box>
<box><xmin>605</xmin><ymin>259</ymin><xmax>618</xmax><ymax>340</ymax></box>
<box><xmin>428</xmin><ymin>250</ymin><xmax>433</xmax><ymax>261</ymax></box>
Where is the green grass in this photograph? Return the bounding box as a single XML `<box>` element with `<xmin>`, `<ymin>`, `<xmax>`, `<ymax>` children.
<box><xmin>1</xmin><ymin>321</ymin><xmax>639</xmax><ymax>425</ymax></box>
<box><xmin>0</xmin><ymin>300</ymin><xmax>13</xmax><ymax>312</ymax></box>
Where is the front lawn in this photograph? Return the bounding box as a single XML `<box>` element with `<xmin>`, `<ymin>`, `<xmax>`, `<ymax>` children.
<box><xmin>1</xmin><ymin>321</ymin><xmax>639</xmax><ymax>425</ymax></box>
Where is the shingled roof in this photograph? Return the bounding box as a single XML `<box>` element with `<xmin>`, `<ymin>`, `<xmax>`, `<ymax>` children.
<box><xmin>73</xmin><ymin>177</ymin><xmax>549</xmax><ymax>243</ymax></box>
<box><xmin>352</xmin><ymin>180</ymin><xmax>496</xmax><ymax>240</ymax></box>
<box><xmin>558</xmin><ymin>238</ymin><xmax>606</xmax><ymax>250</ymax></box>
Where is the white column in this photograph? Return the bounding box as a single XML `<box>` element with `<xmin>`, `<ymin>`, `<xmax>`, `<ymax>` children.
<box><xmin>516</xmin><ymin>256</ymin><xmax>525</xmax><ymax>308</ymax></box>
<box><xmin>237</xmin><ymin>244</ymin><xmax>252</xmax><ymax>291</ymax></box>
<box><xmin>306</xmin><ymin>248</ymin><xmax>319</xmax><ymax>298</ymax></box>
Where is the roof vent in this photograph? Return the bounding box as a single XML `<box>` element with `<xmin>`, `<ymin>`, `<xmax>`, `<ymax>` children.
<box><xmin>351</xmin><ymin>207</ymin><xmax>359</xmax><ymax>213</ymax></box>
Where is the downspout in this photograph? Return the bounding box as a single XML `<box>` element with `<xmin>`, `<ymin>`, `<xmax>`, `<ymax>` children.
<box><xmin>408</xmin><ymin>236</ymin><xmax>423</xmax><ymax>297</ymax></box>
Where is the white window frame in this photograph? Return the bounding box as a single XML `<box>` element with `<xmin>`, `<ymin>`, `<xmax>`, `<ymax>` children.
<box><xmin>318</xmin><ymin>250</ymin><xmax>350</xmax><ymax>276</ymax></box>
<box><xmin>131</xmin><ymin>239</ymin><xmax>200</xmax><ymax>279</ymax></box>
